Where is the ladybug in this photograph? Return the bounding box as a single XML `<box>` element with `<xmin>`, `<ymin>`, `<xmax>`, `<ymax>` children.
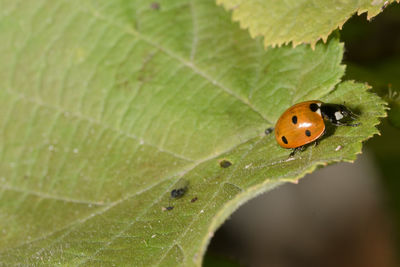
<box><xmin>274</xmin><ymin>101</ymin><xmax>359</xmax><ymax>156</ymax></box>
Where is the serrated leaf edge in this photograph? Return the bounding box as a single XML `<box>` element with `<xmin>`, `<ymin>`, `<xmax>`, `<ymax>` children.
<box><xmin>217</xmin><ymin>0</ymin><xmax>400</xmax><ymax>49</ymax></box>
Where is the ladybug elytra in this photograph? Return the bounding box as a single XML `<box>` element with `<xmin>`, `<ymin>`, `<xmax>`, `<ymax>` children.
<box><xmin>274</xmin><ymin>101</ymin><xmax>359</xmax><ymax>156</ymax></box>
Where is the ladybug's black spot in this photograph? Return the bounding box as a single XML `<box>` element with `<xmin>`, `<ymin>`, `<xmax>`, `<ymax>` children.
<box><xmin>220</xmin><ymin>159</ymin><xmax>232</xmax><ymax>168</ymax></box>
<box><xmin>310</xmin><ymin>103</ymin><xmax>319</xmax><ymax>112</ymax></box>
<box><xmin>305</xmin><ymin>130</ymin><xmax>311</xmax><ymax>137</ymax></box>
<box><xmin>281</xmin><ymin>136</ymin><xmax>288</xmax><ymax>144</ymax></box>
<box><xmin>292</xmin><ymin>115</ymin><xmax>297</xmax><ymax>124</ymax></box>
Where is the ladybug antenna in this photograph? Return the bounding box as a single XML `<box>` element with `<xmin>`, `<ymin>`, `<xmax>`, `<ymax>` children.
<box><xmin>342</xmin><ymin>103</ymin><xmax>359</xmax><ymax>119</ymax></box>
<box><xmin>351</xmin><ymin>111</ymin><xmax>359</xmax><ymax>119</ymax></box>
<box><xmin>348</xmin><ymin>107</ymin><xmax>360</xmax><ymax>119</ymax></box>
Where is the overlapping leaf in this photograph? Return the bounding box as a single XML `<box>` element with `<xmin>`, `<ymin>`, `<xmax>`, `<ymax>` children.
<box><xmin>217</xmin><ymin>0</ymin><xmax>399</xmax><ymax>47</ymax></box>
<box><xmin>0</xmin><ymin>0</ymin><xmax>385</xmax><ymax>265</ymax></box>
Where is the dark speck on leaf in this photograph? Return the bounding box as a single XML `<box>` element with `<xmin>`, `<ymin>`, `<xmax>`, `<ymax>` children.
<box><xmin>191</xmin><ymin>197</ymin><xmax>198</xmax><ymax>203</ymax></box>
<box><xmin>219</xmin><ymin>159</ymin><xmax>232</xmax><ymax>168</ymax></box>
<box><xmin>166</xmin><ymin>206</ymin><xmax>174</xmax><ymax>211</ymax></box>
<box><xmin>150</xmin><ymin>2</ymin><xmax>160</xmax><ymax>10</ymax></box>
<box><xmin>171</xmin><ymin>188</ymin><xmax>187</xmax><ymax>198</ymax></box>
<box><xmin>265</xmin><ymin>127</ymin><xmax>274</xmax><ymax>135</ymax></box>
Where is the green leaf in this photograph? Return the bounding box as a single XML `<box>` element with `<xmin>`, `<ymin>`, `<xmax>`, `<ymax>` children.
<box><xmin>217</xmin><ymin>0</ymin><xmax>399</xmax><ymax>48</ymax></box>
<box><xmin>0</xmin><ymin>0</ymin><xmax>385</xmax><ymax>266</ymax></box>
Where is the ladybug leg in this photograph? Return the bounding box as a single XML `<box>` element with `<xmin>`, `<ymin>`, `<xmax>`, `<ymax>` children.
<box><xmin>314</xmin><ymin>129</ymin><xmax>326</xmax><ymax>147</ymax></box>
<box><xmin>289</xmin><ymin>146</ymin><xmax>305</xmax><ymax>157</ymax></box>
<box><xmin>314</xmin><ymin>139</ymin><xmax>319</xmax><ymax>147</ymax></box>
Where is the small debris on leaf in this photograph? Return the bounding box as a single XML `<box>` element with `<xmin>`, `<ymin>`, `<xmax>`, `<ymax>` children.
<box><xmin>150</xmin><ymin>2</ymin><xmax>160</xmax><ymax>10</ymax></box>
<box><xmin>219</xmin><ymin>159</ymin><xmax>232</xmax><ymax>168</ymax></box>
<box><xmin>265</xmin><ymin>127</ymin><xmax>274</xmax><ymax>135</ymax></box>
<box><xmin>244</xmin><ymin>163</ymin><xmax>252</xmax><ymax>169</ymax></box>
<box><xmin>171</xmin><ymin>188</ymin><xmax>186</xmax><ymax>199</ymax></box>
<box><xmin>170</xmin><ymin>178</ymin><xmax>189</xmax><ymax>199</ymax></box>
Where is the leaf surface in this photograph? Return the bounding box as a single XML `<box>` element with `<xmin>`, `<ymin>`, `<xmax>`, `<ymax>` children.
<box><xmin>0</xmin><ymin>0</ymin><xmax>385</xmax><ymax>266</ymax></box>
<box><xmin>217</xmin><ymin>0</ymin><xmax>398</xmax><ymax>47</ymax></box>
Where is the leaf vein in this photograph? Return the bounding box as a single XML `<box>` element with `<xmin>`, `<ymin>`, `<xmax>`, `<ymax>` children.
<box><xmin>0</xmin><ymin>184</ymin><xmax>105</xmax><ymax>206</ymax></box>
<box><xmin>82</xmin><ymin>6</ymin><xmax>272</xmax><ymax>125</ymax></box>
<box><xmin>5</xmin><ymin>88</ymin><xmax>193</xmax><ymax>162</ymax></box>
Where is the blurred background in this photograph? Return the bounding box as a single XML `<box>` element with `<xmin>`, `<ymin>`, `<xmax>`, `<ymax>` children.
<box><xmin>204</xmin><ymin>3</ymin><xmax>400</xmax><ymax>267</ymax></box>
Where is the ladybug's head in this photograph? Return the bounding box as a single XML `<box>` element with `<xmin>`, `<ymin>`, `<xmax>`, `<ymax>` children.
<box><xmin>320</xmin><ymin>103</ymin><xmax>359</xmax><ymax>126</ymax></box>
<box><xmin>336</xmin><ymin>104</ymin><xmax>359</xmax><ymax>121</ymax></box>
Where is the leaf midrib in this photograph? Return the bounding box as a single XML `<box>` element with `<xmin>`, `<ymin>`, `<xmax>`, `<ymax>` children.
<box><xmin>83</xmin><ymin>4</ymin><xmax>272</xmax><ymax>124</ymax></box>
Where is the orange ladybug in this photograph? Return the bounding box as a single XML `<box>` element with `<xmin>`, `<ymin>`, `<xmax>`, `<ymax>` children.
<box><xmin>274</xmin><ymin>101</ymin><xmax>359</xmax><ymax>156</ymax></box>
